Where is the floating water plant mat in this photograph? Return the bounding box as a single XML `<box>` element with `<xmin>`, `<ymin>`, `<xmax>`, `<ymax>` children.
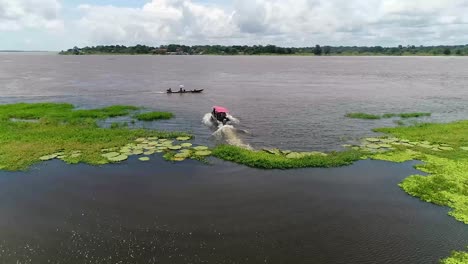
<box><xmin>101</xmin><ymin>137</ymin><xmax>212</xmax><ymax>163</ymax></box>
<box><xmin>0</xmin><ymin>103</ymin><xmax>188</xmax><ymax>170</ymax></box>
<box><xmin>367</xmin><ymin>121</ymin><xmax>468</xmax><ymax>263</ymax></box>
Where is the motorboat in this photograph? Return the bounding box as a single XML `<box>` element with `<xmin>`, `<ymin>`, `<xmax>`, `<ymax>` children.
<box><xmin>211</xmin><ymin>106</ymin><xmax>230</xmax><ymax>125</ymax></box>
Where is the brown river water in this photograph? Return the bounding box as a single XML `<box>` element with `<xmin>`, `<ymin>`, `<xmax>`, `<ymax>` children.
<box><xmin>0</xmin><ymin>54</ymin><xmax>467</xmax><ymax>263</ymax></box>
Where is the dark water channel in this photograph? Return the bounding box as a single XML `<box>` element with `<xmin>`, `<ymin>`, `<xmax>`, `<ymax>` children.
<box><xmin>0</xmin><ymin>158</ymin><xmax>467</xmax><ymax>263</ymax></box>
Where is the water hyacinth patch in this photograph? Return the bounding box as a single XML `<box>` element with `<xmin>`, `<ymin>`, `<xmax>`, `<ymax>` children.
<box><xmin>0</xmin><ymin>102</ymin><xmax>189</xmax><ymax>170</ymax></box>
<box><xmin>135</xmin><ymin>111</ymin><xmax>173</xmax><ymax>121</ymax></box>
<box><xmin>371</xmin><ymin>120</ymin><xmax>468</xmax><ymax>226</ymax></box>
<box><xmin>212</xmin><ymin>145</ymin><xmax>362</xmax><ymax>169</ymax></box>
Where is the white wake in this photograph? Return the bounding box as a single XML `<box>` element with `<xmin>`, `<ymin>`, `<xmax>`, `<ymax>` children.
<box><xmin>202</xmin><ymin>113</ymin><xmax>251</xmax><ymax>149</ymax></box>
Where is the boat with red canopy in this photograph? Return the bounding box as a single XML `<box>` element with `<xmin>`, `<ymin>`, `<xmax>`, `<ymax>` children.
<box><xmin>212</xmin><ymin>106</ymin><xmax>230</xmax><ymax>125</ymax></box>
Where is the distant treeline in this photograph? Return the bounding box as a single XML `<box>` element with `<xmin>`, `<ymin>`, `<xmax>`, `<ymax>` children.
<box><xmin>60</xmin><ymin>44</ymin><xmax>468</xmax><ymax>56</ymax></box>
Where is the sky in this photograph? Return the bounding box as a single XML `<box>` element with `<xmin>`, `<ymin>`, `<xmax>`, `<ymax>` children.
<box><xmin>1</xmin><ymin>0</ymin><xmax>468</xmax><ymax>51</ymax></box>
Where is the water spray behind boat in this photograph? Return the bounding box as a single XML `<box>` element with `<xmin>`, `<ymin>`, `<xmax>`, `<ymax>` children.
<box><xmin>202</xmin><ymin>112</ymin><xmax>251</xmax><ymax>149</ymax></box>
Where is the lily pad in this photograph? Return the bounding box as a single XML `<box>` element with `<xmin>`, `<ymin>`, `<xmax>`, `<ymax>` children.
<box><xmin>143</xmin><ymin>150</ymin><xmax>155</xmax><ymax>155</ymax></box>
<box><xmin>135</xmin><ymin>138</ymin><xmax>145</xmax><ymax>142</ymax></box>
<box><xmin>194</xmin><ymin>150</ymin><xmax>212</xmax><ymax>156</ymax></box>
<box><xmin>285</xmin><ymin>152</ymin><xmax>303</xmax><ymax>159</ymax></box>
<box><xmin>171</xmin><ymin>157</ymin><xmax>186</xmax><ymax>161</ymax></box>
<box><xmin>148</xmin><ymin>137</ymin><xmax>158</xmax><ymax>140</ymax></box>
<box><xmin>193</xmin><ymin>146</ymin><xmax>209</xmax><ymax>151</ymax></box>
<box><xmin>419</xmin><ymin>144</ymin><xmax>433</xmax><ymax>149</ymax></box>
<box><xmin>108</xmin><ymin>154</ymin><xmax>128</xmax><ymax>162</ymax></box>
<box><xmin>139</xmin><ymin>157</ymin><xmax>150</xmax><ymax>161</ymax></box>
<box><xmin>439</xmin><ymin>146</ymin><xmax>454</xmax><ymax>151</ymax></box>
<box><xmin>101</xmin><ymin>152</ymin><xmax>120</xmax><ymax>158</ymax></box>
<box><xmin>174</xmin><ymin>152</ymin><xmax>191</xmax><ymax>158</ymax></box>
<box><xmin>263</xmin><ymin>148</ymin><xmax>281</xmax><ymax>155</ymax></box>
<box><xmin>181</xmin><ymin>143</ymin><xmax>193</xmax><ymax>148</ymax></box>
<box><xmin>460</xmin><ymin>147</ymin><xmax>468</xmax><ymax>151</ymax></box>
<box><xmin>305</xmin><ymin>151</ymin><xmax>327</xmax><ymax>156</ymax></box>
<box><xmin>168</xmin><ymin>145</ymin><xmax>182</xmax><ymax>150</ymax></box>
<box><xmin>39</xmin><ymin>154</ymin><xmax>58</xmax><ymax>161</ymax></box>
<box><xmin>70</xmin><ymin>153</ymin><xmax>81</xmax><ymax>158</ymax></box>
<box><xmin>176</xmin><ymin>136</ymin><xmax>191</xmax><ymax>141</ymax></box>
<box><xmin>366</xmin><ymin>144</ymin><xmax>381</xmax><ymax>149</ymax></box>
<box><xmin>131</xmin><ymin>150</ymin><xmax>144</xmax><ymax>155</ymax></box>
<box><xmin>366</xmin><ymin>138</ymin><xmax>381</xmax><ymax>143</ymax></box>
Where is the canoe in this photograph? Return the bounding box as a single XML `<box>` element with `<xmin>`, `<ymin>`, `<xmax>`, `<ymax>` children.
<box><xmin>167</xmin><ymin>89</ymin><xmax>204</xmax><ymax>94</ymax></box>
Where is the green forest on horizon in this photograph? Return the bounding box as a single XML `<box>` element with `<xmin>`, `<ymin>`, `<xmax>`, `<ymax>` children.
<box><xmin>60</xmin><ymin>44</ymin><xmax>468</xmax><ymax>56</ymax></box>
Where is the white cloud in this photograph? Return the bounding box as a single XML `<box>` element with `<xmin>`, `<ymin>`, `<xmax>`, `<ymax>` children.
<box><xmin>68</xmin><ymin>0</ymin><xmax>468</xmax><ymax>47</ymax></box>
<box><xmin>75</xmin><ymin>0</ymin><xmax>237</xmax><ymax>45</ymax></box>
<box><xmin>0</xmin><ymin>0</ymin><xmax>63</xmax><ymax>31</ymax></box>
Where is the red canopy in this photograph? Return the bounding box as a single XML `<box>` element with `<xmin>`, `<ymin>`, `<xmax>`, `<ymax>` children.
<box><xmin>213</xmin><ymin>106</ymin><xmax>229</xmax><ymax>113</ymax></box>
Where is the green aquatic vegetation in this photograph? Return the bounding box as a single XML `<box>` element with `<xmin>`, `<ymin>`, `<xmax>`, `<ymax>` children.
<box><xmin>440</xmin><ymin>249</ymin><xmax>468</xmax><ymax>264</ymax></box>
<box><xmin>372</xmin><ymin>120</ymin><xmax>468</xmax><ymax>224</ymax></box>
<box><xmin>346</xmin><ymin>112</ymin><xmax>431</xmax><ymax>120</ymax></box>
<box><xmin>372</xmin><ymin>149</ymin><xmax>421</xmax><ymax>163</ymax></box>
<box><xmin>400</xmin><ymin>155</ymin><xmax>468</xmax><ymax>223</ymax></box>
<box><xmin>135</xmin><ymin>111</ymin><xmax>173</xmax><ymax>121</ymax></box>
<box><xmin>176</xmin><ymin>136</ymin><xmax>191</xmax><ymax>141</ymax></box>
<box><xmin>139</xmin><ymin>157</ymin><xmax>150</xmax><ymax>161</ymax></box>
<box><xmin>168</xmin><ymin>145</ymin><xmax>182</xmax><ymax>150</ymax></box>
<box><xmin>212</xmin><ymin>145</ymin><xmax>362</xmax><ymax>169</ymax></box>
<box><xmin>382</xmin><ymin>112</ymin><xmax>431</xmax><ymax>118</ymax></box>
<box><xmin>193</xmin><ymin>146</ymin><xmax>209</xmax><ymax>151</ymax></box>
<box><xmin>108</xmin><ymin>154</ymin><xmax>128</xmax><ymax>162</ymax></box>
<box><xmin>110</xmin><ymin>122</ymin><xmax>128</xmax><ymax>129</ymax></box>
<box><xmin>39</xmin><ymin>154</ymin><xmax>58</xmax><ymax>161</ymax></box>
<box><xmin>0</xmin><ymin>103</ymin><xmax>188</xmax><ymax>170</ymax></box>
<box><xmin>345</xmin><ymin>112</ymin><xmax>381</xmax><ymax>119</ymax></box>
<box><xmin>194</xmin><ymin>150</ymin><xmax>212</xmax><ymax>156</ymax></box>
